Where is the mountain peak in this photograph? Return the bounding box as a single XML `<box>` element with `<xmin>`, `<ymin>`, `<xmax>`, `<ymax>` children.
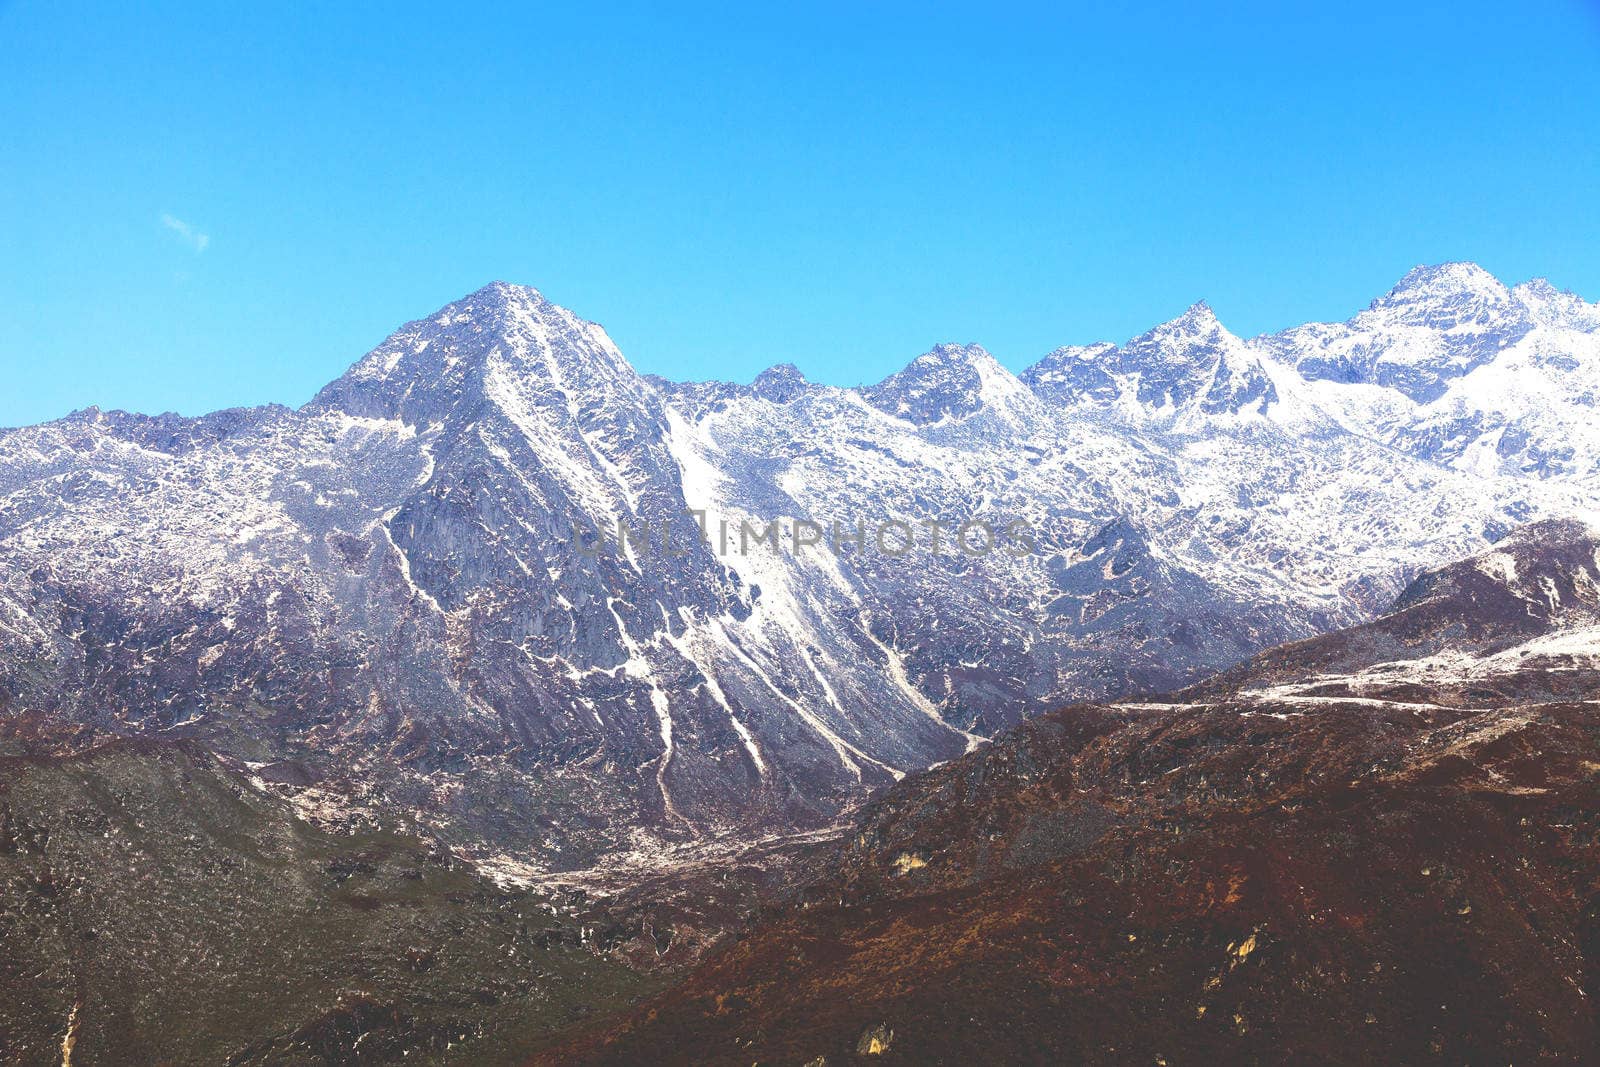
<box><xmin>1022</xmin><ymin>305</ymin><xmax>1273</xmax><ymax>420</ymax></box>
<box><xmin>911</xmin><ymin>342</ymin><xmax>1001</xmax><ymax>369</ymax></box>
<box><xmin>469</xmin><ymin>278</ymin><xmax>539</xmax><ymax>299</ymax></box>
<box><xmin>1175</xmin><ymin>300</ymin><xmax>1218</xmax><ymax>328</ymax></box>
<box><xmin>450</xmin><ymin>280</ymin><xmax>579</xmax><ymax>323</ymax></box>
<box><xmin>751</xmin><ymin>362</ymin><xmax>813</xmax><ymax>403</ymax></box>
<box><xmin>1512</xmin><ymin>277</ymin><xmax>1600</xmax><ymax>331</ymax></box>
<box><xmin>1373</xmin><ymin>261</ymin><xmax>1509</xmax><ymax>310</ymax></box>
<box><xmin>1131</xmin><ymin>299</ymin><xmax>1240</xmax><ymax>357</ymax></box>
<box><xmin>1140</xmin><ymin>300</ymin><xmax>1233</xmax><ymax>348</ymax></box>
<box><xmin>862</xmin><ymin>344</ymin><xmax>1026</xmax><ymax>426</ymax></box>
<box><xmin>1106</xmin><ymin>303</ymin><xmax>1286</xmax><ymax>421</ymax></box>
<box><xmin>308</xmin><ymin>282</ymin><xmax>635</xmax><ymax>423</ymax></box>
<box><xmin>1268</xmin><ymin>262</ymin><xmax>1533</xmax><ymax>403</ymax></box>
<box><xmin>415</xmin><ymin>282</ymin><xmax>612</xmax><ymax>333</ymax></box>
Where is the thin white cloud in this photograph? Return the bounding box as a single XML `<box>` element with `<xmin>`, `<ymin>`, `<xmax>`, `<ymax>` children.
<box><xmin>160</xmin><ymin>212</ymin><xmax>210</xmax><ymax>253</ymax></box>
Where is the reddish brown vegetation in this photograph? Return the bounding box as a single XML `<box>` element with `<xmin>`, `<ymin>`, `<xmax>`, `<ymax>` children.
<box><xmin>539</xmin><ymin>698</ymin><xmax>1600</xmax><ymax>1065</ymax></box>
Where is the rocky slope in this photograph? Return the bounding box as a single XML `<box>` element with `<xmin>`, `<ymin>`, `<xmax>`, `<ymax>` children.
<box><xmin>0</xmin><ymin>266</ymin><xmax>1597</xmax><ymax>869</ymax></box>
<box><xmin>539</xmin><ymin>519</ymin><xmax>1600</xmax><ymax>1065</ymax></box>
<box><xmin>1189</xmin><ymin>516</ymin><xmax>1600</xmax><ymax>705</ymax></box>
<box><xmin>0</xmin><ymin>729</ymin><xmax>656</xmax><ymax>1065</ymax></box>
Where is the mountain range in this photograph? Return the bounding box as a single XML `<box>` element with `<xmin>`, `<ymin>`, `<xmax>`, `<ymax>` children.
<box><xmin>1</xmin><ymin>262</ymin><xmax>1597</xmax><ymax>875</ymax></box>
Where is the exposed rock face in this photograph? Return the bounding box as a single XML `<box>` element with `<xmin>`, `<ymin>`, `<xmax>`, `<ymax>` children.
<box><xmin>538</xmin><ymin>522</ymin><xmax>1600</xmax><ymax>1066</ymax></box>
<box><xmin>0</xmin><ymin>266</ymin><xmax>1597</xmax><ymax>866</ymax></box>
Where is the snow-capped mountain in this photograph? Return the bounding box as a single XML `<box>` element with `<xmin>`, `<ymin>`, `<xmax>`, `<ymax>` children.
<box><xmin>0</xmin><ymin>264</ymin><xmax>1596</xmax><ymax>869</ymax></box>
<box><xmin>1024</xmin><ymin>301</ymin><xmax>1293</xmax><ymax>430</ymax></box>
<box><xmin>1261</xmin><ymin>263</ymin><xmax>1600</xmax><ymax>480</ymax></box>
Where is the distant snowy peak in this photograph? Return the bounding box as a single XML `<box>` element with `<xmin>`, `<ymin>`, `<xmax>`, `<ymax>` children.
<box><xmin>645</xmin><ymin>362</ymin><xmax>818</xmax><ymax>421</ymax></box>
<box><xmin>751</xmin><ymin>362</ymin><xmax>814</xmax><ymax>404</ymax></box>
<box><xmin>1349</xmin><ymin>260</ymin><xmax>1598</xmax><ymax>332</ymax></box>
<box><xmin>861</xmin><ymin>343</ymin><xmax>1031</xmax><ymax>426</ymax></box>
<box><xmin>1020</xmin><ymin>342</ymin><xmax>1118</xmax><ymax>403</ymax></box>
<box><xmin>1368</xmin><ymin>261</ymin><xmax>1516</xmax><ymax>323</ymax></box>
<box><xmin>1512</xmin><ymin>278</ymin><xmax>1600</xmax><ymax>332</ymax></box>
<box><xmin>1259</xmin><ymin>261</ymin><xmax>1591</xmax><ymax>403</ymax></box>
<box><xmin>1149</xmin><ymin>298</ymin><xmax>1225</xmax><ymax>340</ymax></box>
<box><xmin>1118</xmin><ymin>301</ymin><xmax>1267</xmax><ymax>413</ymax></box>
<box><xmin>1025</xmin><ymin>301</ymin><xmax>1289</xmax><ymax>428</ymax></box>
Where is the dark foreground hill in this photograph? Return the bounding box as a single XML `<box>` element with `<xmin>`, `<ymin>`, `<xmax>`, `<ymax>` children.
<box><xmin>0</xmin><ymin>734</ymin><xmax>655</xmax><ymax>1064</ymax></box>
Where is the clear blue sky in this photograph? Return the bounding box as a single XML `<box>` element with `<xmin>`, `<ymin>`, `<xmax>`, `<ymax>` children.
<box><xmin>3</xmin><ymin>2</ymin><xmax>1599</xmax><ymax>428</ymax></box>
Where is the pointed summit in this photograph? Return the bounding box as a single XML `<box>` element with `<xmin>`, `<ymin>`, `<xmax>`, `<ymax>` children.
<box><xmin>1269</xmin><ymin>262</ymin><xmax>1531</xmax><ymax>403</ymax></box>
<box><xmin>466</xmin><ymin>279</ymin><xmax>542</xmax><ymax>302</ymax></box>
<box><xmin>1025</xmin><ymin>302</ymin><xmax>1287</xmax><ymax>425</ymax></box>
<box><xmin>870</xmin><ymin>344</ymin><xmax>1007</xmax><ymax>391</ymax></box>
<box><xmin>862</xmin><ymin>344</ymin><xmax>1029</xmax><ymax>426</ymax></box>
<box><xmin>1122</xmin><ymin>305</ymin><xmax>1281</xmax><ymax>422</ymax></box>
<box><xmin>1121</xmin><ymin>300</ymin><xmax>1242</xmax><ymax>374</ymax></box>
<box><xmin>902</xmin><ymin>342</ymin><xmax>1000</xmax><ymax>370</ymax></box>
<box><xmin>425</xmin><ymin>281</ymin><xmax>578</xmax><ymax>327</ymax></box>
<box><xmin>1172</xmin><ymin>300</ymin><xmax>1219</xmax><ymax>330</ymax></box>
<box><xmin>1142</xmin><ymin>299</ymin><xmax>1229</xmax><ymax>343</ymax></box>
<box><xmin>307</xmin><ymin>282</ymin><xmax>642</xmax><ymax>425</ymax></box>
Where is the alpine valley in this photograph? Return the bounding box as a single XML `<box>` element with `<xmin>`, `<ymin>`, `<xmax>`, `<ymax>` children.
<box><xmin>4</xmin><ymin>262</ymin><xmax>1600</xmax><ymax>1063</ymax></box>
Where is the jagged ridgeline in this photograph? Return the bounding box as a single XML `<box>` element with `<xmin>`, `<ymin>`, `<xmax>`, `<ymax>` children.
<box><xmin>1</xmin><ymin>264</ymin><xmax>1598</xmax><ymax>869</ymax></box>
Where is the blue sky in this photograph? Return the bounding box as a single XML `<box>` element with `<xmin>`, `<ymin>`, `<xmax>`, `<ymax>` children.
<box><xmin>2</xmin><ymin>1</ymin><xmax>1599</xmax><ymax>428</ymax></box>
